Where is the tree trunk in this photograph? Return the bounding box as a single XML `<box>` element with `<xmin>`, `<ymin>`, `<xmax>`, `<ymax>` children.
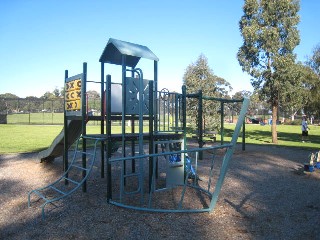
<box><xmin>272</xmin><ymin>104</ymin><xmax>278</xmax><ymax>144</ymax></box>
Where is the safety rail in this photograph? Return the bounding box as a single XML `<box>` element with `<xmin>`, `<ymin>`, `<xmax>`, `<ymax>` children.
<box><xmin>107</xmin><ymin>98</ymin><xmax>249</xmax><ymax>212</ymax></box>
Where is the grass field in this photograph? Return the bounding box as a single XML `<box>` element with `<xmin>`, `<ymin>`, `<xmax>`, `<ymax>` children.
<box><xmin>7</xmin><ymin>112</ymin><xmax>64</xmax><ymax>125</ymax></box>
<box><xmin>0</xmin><ymin>123</ymin><xmax>319</xmax><ymax>154</ymax></box>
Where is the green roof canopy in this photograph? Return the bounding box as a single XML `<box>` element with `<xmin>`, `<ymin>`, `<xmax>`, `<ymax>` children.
<box><xmin>99</xmin><ymin>38</ymin><xmax>159</xmax><ymax>68</ymax></box>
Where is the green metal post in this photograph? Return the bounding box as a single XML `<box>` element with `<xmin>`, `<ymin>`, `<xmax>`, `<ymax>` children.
<box><xmin>242</xmin><ymin>119</ymin><xmax>246</xmax><ymax>151</ymax></box>
<box><xmin>198</xmin><ymin>90</ymin><xmax>203</xmax><ymax>160</ymax></box>
<box><xmin>220</xmin><ymin>101</ymin><xmax>224</xmax><ymax>145</ymax></box>
<box><xmin>64</xmin><ymin>69</ymin><xmax>69</xmax><ymax>185</ymax></box>
<box><xmin>131</xmin><ymin>69</ymin><xmax>135</xmax><ymax>174</ymax></box>
<box><xmin>121</xmin><ymin>56</ymin><xmax>126</xmax><ymax>160</ymax></box>
<box><xmin>82</xmin><ymin>62</ymin><xmax>87</xmax><ymax>192</ymax></box>
<box><xmin>182</xmin><ymin>85</ymin><xmax>187</xmax><ymax>180</ymax></box>
<box><xmin>175</xmin><ymin>94</ymin><xmax>179</xmax><ymax>131</ymax></box>
<box><xmin>154</xmin><ymin>61</ymin><xmax>158</xmax><ymax>133</ymax></box>
<box><xmin>106</xmin><ymin>75</ymin><xmax>112</xmax><ymax>202</ymax></box>
<box><xmin>100</xmin><ymin>62</ymin><xmax>105</xmax><ymax>178</ymax></box>
<box><xmin>148</xmin><ymin>81</ymin><xmax>154</xmax><ymax>191</ymax></box>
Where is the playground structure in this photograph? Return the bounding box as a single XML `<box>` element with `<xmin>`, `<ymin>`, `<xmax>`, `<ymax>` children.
<box><xmin>304</xmin><ymin>151</ymin><xmax>320</xmax><ymax>172</ymax></box>
<box><xmin>28</xmin><ymin>38</ymin><xmax>249</xmax><ymax>219</ymax></box>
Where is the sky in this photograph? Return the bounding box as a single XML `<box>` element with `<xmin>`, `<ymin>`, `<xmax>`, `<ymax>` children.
<box><xmin>1</xmin><ymin>0</ymin><xmax>320</xmax><ymax>98</ymax></box>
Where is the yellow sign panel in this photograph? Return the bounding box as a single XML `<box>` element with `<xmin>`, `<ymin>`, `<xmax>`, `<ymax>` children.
<box><xmin>65</xmin><ymin>77</ymin><xmax>82</xmax><ymax>111</ymax></box>
<box><xmin>65</xmin><ymin>79</ymin><xmax>81</xmax><ymax>91</ymax></box>
<box><xmin>65</xmin><ymin>90</ymin><xmax>81</xmax><ymax>101</ymax></box>
<box><xmin>65</xmin><ymin>99</ymin><xmax>81</xmax><ymax>111</ymax></box>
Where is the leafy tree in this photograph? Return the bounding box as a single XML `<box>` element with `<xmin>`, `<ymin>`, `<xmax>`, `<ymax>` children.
<box><xmin>307</xmin><ymin>44</ymin><xmax>320</xmax><ymax>76</ymax></box>
<box><xmin>0</xmin><ymin>93</ymin><xmax>20</xmax><ymax>113</ymax></box>
<box><xmin>0</xmin><ymin>93</ymin><xmax>19</xmax><ymax>99</ymax></box>
<box><xmin>41</xmin><ymin>91</ymin><xmax>55</xmax><ymax>100</ymax></box>
<box><xmin>86</xmin><ymin>90</ymin><xmax>101</xmax><ymax>111</ymax></box>
<box><xmin>304</xmin><ymin>44</ymin><xmax>320</xmax><ymax>118</ymax></box>
<box><xmin>25</xmin><ymin>96</ymin><xmax>42</xmax><ymax>113</ymax></box>
<box><xmin>232</xmin><ymin>90</ymin><xmax>252</xmax><ymax>114</ymax></box>
<box><xmin>183</xmin><ymin>54</ymin><xmax>232</xmax><ymax>131</ymax></box>
<box><xmin>277</xmin><ymin>62</ymin><xmax>316</xmax><ymax>120</ymax></box>
<box><xmin>53</xmin><ymin>87</ymin><xmax>61</xmax><ymax>97</ymax></box>
<box><xmin>237</xmin><ymin>0</ymin><xmax>300</xmax><ymax>143</ymax></box>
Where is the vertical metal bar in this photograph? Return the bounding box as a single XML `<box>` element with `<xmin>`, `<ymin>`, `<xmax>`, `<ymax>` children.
<box><xmin>106</xmin><ymin>75</ymin><xmax>112</xmax><ymax>202</ymax></box>
<box><xmin>182</xmin><ymin>86</ymin><xmax>187</xmax><ymax>133</ymax></box>
<box><xmin>100</xmin><ymin>62</ymin><xmax>105</xmax><ymax>178</ymax></box>
<box><xmin>242</xmin><ymin>119</ymin><xmax>246</xmax><ymax>151</ymax></box>
<box><xmin>120</xmin><ymin>56</ymin><xmax>127</xmax><ymax>201</ymax></box>
<box><xmin>198</xmin><ymin>90</ymin><xmax>203</xmax><ymax>160</ymax></box>
<box><xmin>64</xmin><ymin>69</ymin><xmax>69</xmax><ymax>185</ymax></box>
<box><xmin>154</xmin><ymin>61</ymin><xmax>158</xmax><ymax>133</ymax></box>
<box><xmin>137</xmin><ymin>69</ymin><xmax>144</xmax><ymax>203</ymax></box>
<box><xmin>175</xmin><ymin>94</ymin><xmax>179</xmax><ymax>131</ymax></box>
<box><xmin>194</xmin><ymin>151</ymin><xmax>198</xmax><ymax>186</ymax></box>
<box><xmin>121</xmin><ymin>56</ymin><xmax>126</xmax><ymax>158</ymax></box>
<box><xmin>167</xmin><ymin>94</ymin><xmax>170</xmax><ymax>130</ymax></box>
<box><xmin>131</xmin><ymin>116</ymin><xmax>135</xmax><ymax>173</ymax></box>
<box><xmin>182</xmin><ymin>85</ymin><xmax>187</xmax><ymax>168</ymax></box>
<box><xmin>82</xmin><ymin>62</ymin><xmax>87</xmax><ymax>192</ymax></box>
<box><xmin>148</xmin><ymin>81</ymin><xmax>154</xmax><ymax>192</ymax></box>
<box><xmin>131</xmin><ymin>69</ymin><xmax>135</xmax><ymax>174</ymax></box>
<box><xmin>220</xmin><ymin>101</ymin><xmax>224</xmax><ymax>145</ymax></box>
<box><xmin>163</xmin><ymin>97</ymin><xmax>166</xmax><ymax>131</ymax></box>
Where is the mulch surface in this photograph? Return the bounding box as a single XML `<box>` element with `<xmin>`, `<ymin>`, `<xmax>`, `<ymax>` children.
<box><xmin>1</xmin><ymin>144</ymin><xmax>320</xmax><ymax>240</ymax></box>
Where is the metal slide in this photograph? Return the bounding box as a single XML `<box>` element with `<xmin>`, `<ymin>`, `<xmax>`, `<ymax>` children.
<box><xmin>28</xmin><ymin>135</ymin><xmax>106</xmax><ymax>219</ymax></box>
<box><xmin>38</xmin><ymin>120</ymin><xmax>82</xmax><ymax>162</ymax></box>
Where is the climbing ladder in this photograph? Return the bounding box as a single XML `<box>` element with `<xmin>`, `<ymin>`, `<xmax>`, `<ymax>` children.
<box><xmin>28</xmin><ymin>135</ymin><xmax>106</xmax><ymax>219</ymax></box>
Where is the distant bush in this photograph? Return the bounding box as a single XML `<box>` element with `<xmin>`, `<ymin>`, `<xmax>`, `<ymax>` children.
<box><xmin>287</xmin><ymin>119</ymin><xmax>302</xmax><ymax>125</ymax></box>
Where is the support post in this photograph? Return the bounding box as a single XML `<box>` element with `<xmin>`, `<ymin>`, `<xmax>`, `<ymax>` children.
<box><xmin>242</xmin><ymin>119</ymin><xmax>246</xmax><ymax>151</ymax></box>
<box><xmin>82</xmin><ymin>62</ymin><xmax>87</xmax><ymax>192</ymax></box>
<box><xmin>100</xmin><ymin>62</ymin><xmax>105</xmax><ymax>178</ymax></box>
<box><xmin>220</xmin><ymin>101</ymin><xmax>224</xmax><ymax>145</ymax></box>
<box><xmin>64</xmin><ymin>69</ymin><xmax>69</xmax><ymax>185</ymax></box>
<box><xmin>148</xmin><ymin>81</ymin><xmax>154</xmax><ymax>192</ymax></box>
<box><xmin>106</xmin><ymin>75</ymin><xmax>112</xmax><ymax>202</ymax></box>
<box><xmin>198</xmin><ymin>90</ymin><xmax>203</xmax><ymax>160</ymax></box>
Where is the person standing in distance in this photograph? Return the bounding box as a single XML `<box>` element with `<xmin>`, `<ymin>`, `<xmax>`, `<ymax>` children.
<box><xmin>301</xmin><ymin>116</ymin><xmax>309</xmax><ymax>142</ymax></box>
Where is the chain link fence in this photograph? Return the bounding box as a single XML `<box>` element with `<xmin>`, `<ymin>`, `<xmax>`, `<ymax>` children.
<box><xmin>0</xmin><ymin>97</ymin><xmax>101</xmax><ymax>125</ymax></box>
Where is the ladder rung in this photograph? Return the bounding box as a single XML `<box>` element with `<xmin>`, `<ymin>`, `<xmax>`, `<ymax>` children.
<box><xmin>82</xmin><ymin>136</ymin><xmax>107</xmax><ymax>141</ymax></box>
<box><xmin>124</xmin><ymin>172</ymin><xmax>141</xmax><ymax>178</ymax></box>
<box><xmin>34</xmin><ymin>190</ymin><xmax>47</xmax><ymax>200</ymax></box>
<box><xmin>64</xmin><ymin>177</ymin><xmax>80</xmax><ymax>185</ymax></box>
<box><xmin>71</xmin><ymin>164</ymin><xmax>89</xmax><ymax>171</ymax></box>
<box><xmin>76</xmin><ymin>151</ymin><xmax>94</xmax><ymax>156</ymax></box>
<box><xmin>49</xmin><ymin>186</ymin><xmax>66</xmax><ymax>195</ymax></box>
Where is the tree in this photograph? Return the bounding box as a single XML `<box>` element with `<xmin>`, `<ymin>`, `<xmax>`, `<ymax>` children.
<box><xmin>237</xmin><ymin>0</ymin><xmax>300</xmax><ymax>143</ymax></box>
<box><xmin>277</xmin><ymin>62</ymin><xmax>316</xmax><ymax>120</ymax></box>
<box><xmin>304</xmin><ymin>44</ymin><xmax>320</xmax><ymax>118</ymax></box>
<box><xmin>87</xmin><ymin>90</ymin><xmax>101</xmax><ymax>111</ymax></box>
<box><xmin>307</xmin><ymin>44</ymin><xmax>320</xmax><ymax>76</ymax></box>
<box><xmin>0</xmin><ymin>93</ymin><xmax>20</xmax><ymax>113</ymax></box>
<box><xmin>53</xmin><ymin>87</ymin><xmax>61</xmax><ymax>97</ymax></box>
<box><xmin>183</xmin><ymin>54</ymin><xmax>232</xmax><ymax>131</ymax></box>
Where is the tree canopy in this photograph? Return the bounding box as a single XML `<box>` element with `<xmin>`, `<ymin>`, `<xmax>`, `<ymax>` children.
<box><xmin>183</xmin><ymin>54</ymin><xmax>232</xmax><ymax>131</ymax></box>
<box><xmin>238</xmin><ymin>0</ymin><xmax>300</xmax><ymax>143</ymax></box>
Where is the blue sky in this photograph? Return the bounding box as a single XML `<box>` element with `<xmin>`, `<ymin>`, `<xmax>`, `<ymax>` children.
<box><xmin>1</xmin><ymin>0</ymin><xmax>319</xmax><ymax>98</ymax></box>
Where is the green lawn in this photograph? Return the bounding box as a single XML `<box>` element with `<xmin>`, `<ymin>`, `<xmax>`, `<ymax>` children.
<box><xmin>0</xmin><ymin>123</ymin><xmax>319</xmax><ymax>154</ymax></box>
<box><xmin>7</xmin><ymin>112</ymin><xmax>64</xmax><ymax>125</ymax></box>
<box><xmin>222</xmin><ymin>123</ymin><xmax>320</xmax><ymax>149</ymax></box>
